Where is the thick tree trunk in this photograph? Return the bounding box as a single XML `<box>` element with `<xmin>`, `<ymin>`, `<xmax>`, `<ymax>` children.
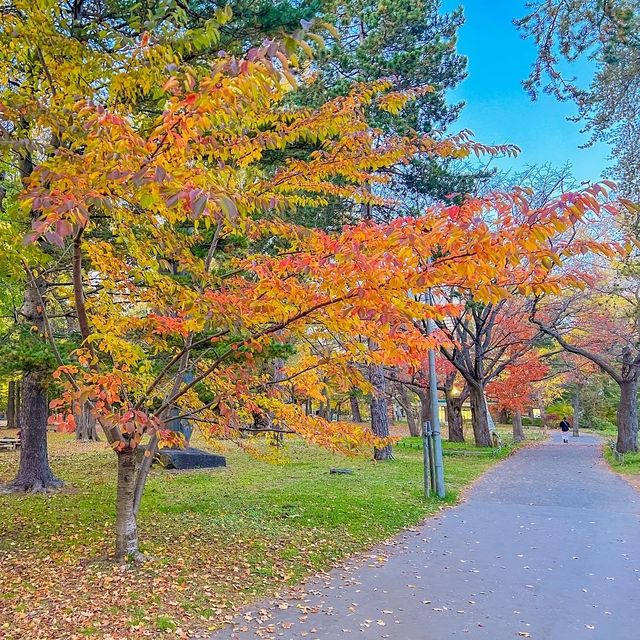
<box><xmin>115</xmin><ymin>449</ymin><xmax>140</xmax><ymax>560</ymax></box>
<box><xmin>4</xmin><ymin>270</ymin><xmax>62</xmax><ymax>491</ymax></box>
<box><xmin>616</xmin><ymin>379</ymin><xmax>638</xmax><ymax>453</ymax></box>
<box><xmin>349</xmin><ymin>392</ymin><xmax>362</xmax><ymax>423</ymax></box>
<box><xmin>572</xmin><ymin>390</ymin><xmax>580</xmax><ymax>437</ymax></box>
<box><xmin>446</xmin><ymin>392</ymin><xmax>465</xmax><ymax>443</ymax></box>
<box><xmin>15</xmin><ymin>382</ymin><xmax>20</xmax><ymax>428</ymax></box>
<box><xmin>3</xmin><ymin>372</ymin><xmax>62</xmax><ymax>492</ymax></box>
<box><xmin>75</xmin><ymin>401</ymin><xmax>99</xmax><ymax>441</ymax></box>
<box><xmin>468</xmin><ymin>384</ymin><xmax>492</xmax><ymax>447</ymax></box>
<box><xmin>369</xmin><ymin>364</ymin><xmax>393</xmax><ymax>460</ymax></box>
<box><xmin>7</xmin><ymin>380</ymin><xmax>17</xmax><ymax>428</ymax></box>
<box><xmin>512</xmin><ymin>410</ymin><xmax>525</xmax><ymax>443</ymax></box>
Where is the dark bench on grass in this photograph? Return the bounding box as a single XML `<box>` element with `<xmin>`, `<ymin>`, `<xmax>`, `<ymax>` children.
<box><xmin>136</xmin><ymin>445</ymin><xmax>226</xmax><ymax>470</ymax></box>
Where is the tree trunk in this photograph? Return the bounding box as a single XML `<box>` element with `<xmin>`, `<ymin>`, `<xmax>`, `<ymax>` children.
<box><xmin>4</xmin><ymin>270</ymin><xmax>62</xmax><ymax>491</ymax></box>
<box><xmin>446</xmin><ymin>392</ymin><xmax>465</xmax><ymax>443</ymax></box>
<box><xmin>396</xmin><ymin>385</ymin><xmax>420</xmax><ymax>437</ymax></box>
<box><xmin>387</xmin><ymin>400</ymin><xmax>395</xmax><ymax>426</ymax></box>
<box><xmin>415</xmin><ymin>388</ymin><xmax>427</xmax><ymax>428</ymax></box>
<box><xmin>75</xmin><ymin>401</ymin><xmax>99</xmax><ymax>441</ymax></box>
<box><xmin>115</xmin><ymin>449</ymin><xmax>140</xmax><ymax>560</ymax></box>
<box><xmin>512</xmin><ymin>410</ymin><xmax>525</xmax><ymax>443</ymax></box>
<box><xmin>3</xmin><ymin>372</ymin><xmax>62</xmax><ymax>492</ymax></box>
<box><xmin>318</xmin><ymin>385</ymin><xmax>331</xmax><ymax>420</ymax></box>
<box><xmin>15</xmin><ymin>381</ymin><xmax>21</xmax><ymax>429</ymax></box>
<box><xmin>350</xmin><ymin>392</ymin><xmax>362</xmax><ymax>422</ymax></box>
<box><xmin>616</xmin><ymin>378</ymin><xmax>638</xmax><ymax>453</ymax></box>
<box><xmin>369</xmin><ymin>364</ymin><xmax>393</xmax><ymax>460</ymax></box>
<box><xmin>7</xmin><ymin>380</ymin><xmax>17</xmax><ymax>428</ymax></box>
<box><xmin>572</xmin><ymin>390</ymin><xmax>581</xmax><ymax>437</ymax></box>
<box><xmin>468</xmin><ymin>384</ymin><xmax>492</xmax><ymax>447</ymax></box>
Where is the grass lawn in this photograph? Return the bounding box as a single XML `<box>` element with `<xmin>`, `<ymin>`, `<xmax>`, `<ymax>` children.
<box><xmin>603</xmin><ymin>438</ymin><xmax>640</xmax><ymax>492</ymax></box>
<box><xmin>1</xmin><ymin>428</ymin><xmax>518</xmax><ymax>639</ymax></box>
<box><xmin>604</xmin><ymin>447</ymin><xmax>640</xmax><ymax>474</ymax></box>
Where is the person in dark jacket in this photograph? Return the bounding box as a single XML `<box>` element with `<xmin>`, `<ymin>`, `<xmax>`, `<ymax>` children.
<box><xmin>559</xmin><ymin>417</ymin><xmax>571</xmax><ymax>443</ymax></box>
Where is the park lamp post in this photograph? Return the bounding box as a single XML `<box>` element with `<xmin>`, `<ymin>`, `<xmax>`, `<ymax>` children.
<box><xmin>422</xmin><ymin>287</ymin><xmax>446</xmax><ymax>499</ymax></box>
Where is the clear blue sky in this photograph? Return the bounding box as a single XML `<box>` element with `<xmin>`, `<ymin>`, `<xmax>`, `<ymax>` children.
<box><xmin>443</xmin><ymin>0</ymin><xmax>611</xmax><ymax>183</ymax></box>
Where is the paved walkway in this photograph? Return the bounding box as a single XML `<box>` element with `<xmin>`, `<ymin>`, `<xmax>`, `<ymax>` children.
<box><xmin>211</xmin><ymin>433</ymin><xmax>640</xmax><ymax>639</ymax></box>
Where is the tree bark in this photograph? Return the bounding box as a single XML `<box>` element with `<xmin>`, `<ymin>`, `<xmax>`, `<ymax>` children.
<box><xmin>396</xmin><ymin>385</ymin><xmax>420</xmax><ymax>437</ymax></box>
<box><xmin>318</xmin><ymin>385</ymin><xmax>330</xmax><ymax>420</ymax></box>
<box><xmin>15</xmin><ymin>382</ymin><xmax>20</xmax><ymax>429</ymax></box>
<box><xmin>75</xmin><ymin>401</ymin><xmax>99</xmax><ymax>441</ymax></box>
<box><xmin>115</xmin><ymin>448</ymin><xmax>141</xmax><ymax>561</ymax></box>
<box><xmin>445</xmin><ymin>392</ymin><xmax>465</xmax><ymax>442</ymax></box>
<box><xmin>417</xmin><ymin>388</ymin><xmax>430</xmax><ymax>430</ymax></box>
<box><xmin>349</xmin><ymin>392</ymin><xmax>362</xmax><ymax>422</ymax></box>
<box><xmin>4</xmin><ymin>273</ymin><xmax>62</xmax><ymax>492</ymax></box>
<box><xmin>616</xmin><ymin>378</ymin><xmax>638</xmax><ymax>453</ymax></box>
<box><xmin>468</xmin><ymin>384</ymin><xmax>492</xmax><ymax>447</ymax></box>
<box><xmin>3</xmin><ymin>372</ymin><xmax>62</xmax><ymax>492</ymax></box>
<box><xmin>7</xmin><ymin>380</ymin><xmax>17</xmax><ymax>428</ymax></box>
<box><xmin>387</xmin><ymin>400</ymin><xmax>395</xmax><ymax>426</ymax></box>
<box><xmin>512</xmin><ymin>410</ymin><xmax>525</xmax><ymax>443</ymax></box>
<box><xmin>369</xmin><ymin>364</ymin><xmax>393</xmax><ymax>460</ymax></box>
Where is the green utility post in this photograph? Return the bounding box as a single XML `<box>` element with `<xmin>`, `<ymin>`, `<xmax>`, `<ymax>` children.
<box><xmin>422</xmin><ymin>419</ymin><xmax>431</xmax><ymax>498</ymax></box>
<box><xmin>426</xmin><ymin>285</ymin><xmax>446</xmax><ymax>498</ymax></box>
<box><xmin>427</xmin><ymin>343</ymin><xmax>446</xmax><ymax>497</ymax></box>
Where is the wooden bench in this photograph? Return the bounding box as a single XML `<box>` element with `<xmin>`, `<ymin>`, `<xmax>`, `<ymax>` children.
<box><xmin>0</xmin><ymin>437</ymin><xmax>20</xmax><ymax>451</ymax></box>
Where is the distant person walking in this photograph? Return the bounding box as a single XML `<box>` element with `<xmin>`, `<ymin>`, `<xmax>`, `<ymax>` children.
<box><xmin>559</xmin><ymin>417</ymin><xmax>571</xmax><ymax>443</ymax></box>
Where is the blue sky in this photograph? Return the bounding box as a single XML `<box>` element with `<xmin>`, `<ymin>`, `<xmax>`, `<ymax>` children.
<box><xmin>443</xmin><ymin>0</ymin><xmax>611</xmax><ymax>183</ymax></box>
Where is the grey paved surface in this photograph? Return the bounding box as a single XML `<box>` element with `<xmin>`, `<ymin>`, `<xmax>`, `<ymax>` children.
<box><xmin>211</xmin><ymin>433</ymin><xmax>640</xmax><ymax>639</ymax></box>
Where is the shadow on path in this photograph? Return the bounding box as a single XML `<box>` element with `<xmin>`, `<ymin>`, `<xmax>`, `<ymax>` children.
<box><xmin>210</xmin><ymin>432</ymin><xmax>640</xmax><ymax>640</ymax></box>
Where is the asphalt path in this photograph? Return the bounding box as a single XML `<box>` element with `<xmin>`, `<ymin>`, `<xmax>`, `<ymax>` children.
<box><xmin>211</xmin><ymin>432</ymin><xmax>640</xmax><ymax>640</ymax></box>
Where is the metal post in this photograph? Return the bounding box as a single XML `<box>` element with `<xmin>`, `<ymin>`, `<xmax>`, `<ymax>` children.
<box><xmin>422</xmin><ymin>419</ymin><xmax>431</xmax><ymax>498</ymax></box>
<box><xmin>426</xmin><ymin>287</ymin><xmax>446</xmax><ymax>498</ymax></box>
<box><xmin>427</xmin><ymin>345</ymin><xmax>446</xmax><ymax>497</ymax></box>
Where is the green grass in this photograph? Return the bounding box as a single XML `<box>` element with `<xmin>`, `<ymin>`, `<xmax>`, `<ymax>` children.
<box><xmin>604</xmin><ymin>446</ymin><xmax>640</xmax><ymax>474</ymax></box>
<box><xmin>0</xmin><ymin>431</ymin><xmax>511</xmax><ymax>639</ymax></box>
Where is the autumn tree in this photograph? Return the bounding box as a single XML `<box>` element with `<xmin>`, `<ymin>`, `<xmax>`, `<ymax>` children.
<box><xmin>0</xmin><ymin>0</ymin><xmax>344</xmax><ymax>488</ymax></box>
<box><xmin>431</xmin><ymin>295</ymin><xmax>540</xmax><ymax>446</ymax></box>
<box><xmin>531</xmin><ymin>276</ymin><xmax>640</xmax><ymax>452</ymax></box>
<box><xmin>13</xmin><ymin>10</ymin><xmax>447</xmax><ymax>551</ymax></box>
<box><xmin>0</xmin><ymin>0</ymin><xmax>228</xmax><ymax>490</ymax></box>
<box><xmin>487</xmin><ymin>351</ymin><xmax>549</xmax><ymax>442</ymax></box>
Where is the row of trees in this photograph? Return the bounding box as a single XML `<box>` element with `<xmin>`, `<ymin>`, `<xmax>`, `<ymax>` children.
<box><xmin>0</xmin><ymin>0</ymin><xmax>636</xmax><ymax>562</ymax></box>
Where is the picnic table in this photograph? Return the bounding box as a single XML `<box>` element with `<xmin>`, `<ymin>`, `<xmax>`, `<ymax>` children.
<box><xmin>0</xmin><ymin>436</ymin><xmax>21</xmax><ymax>451</ymax></box>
